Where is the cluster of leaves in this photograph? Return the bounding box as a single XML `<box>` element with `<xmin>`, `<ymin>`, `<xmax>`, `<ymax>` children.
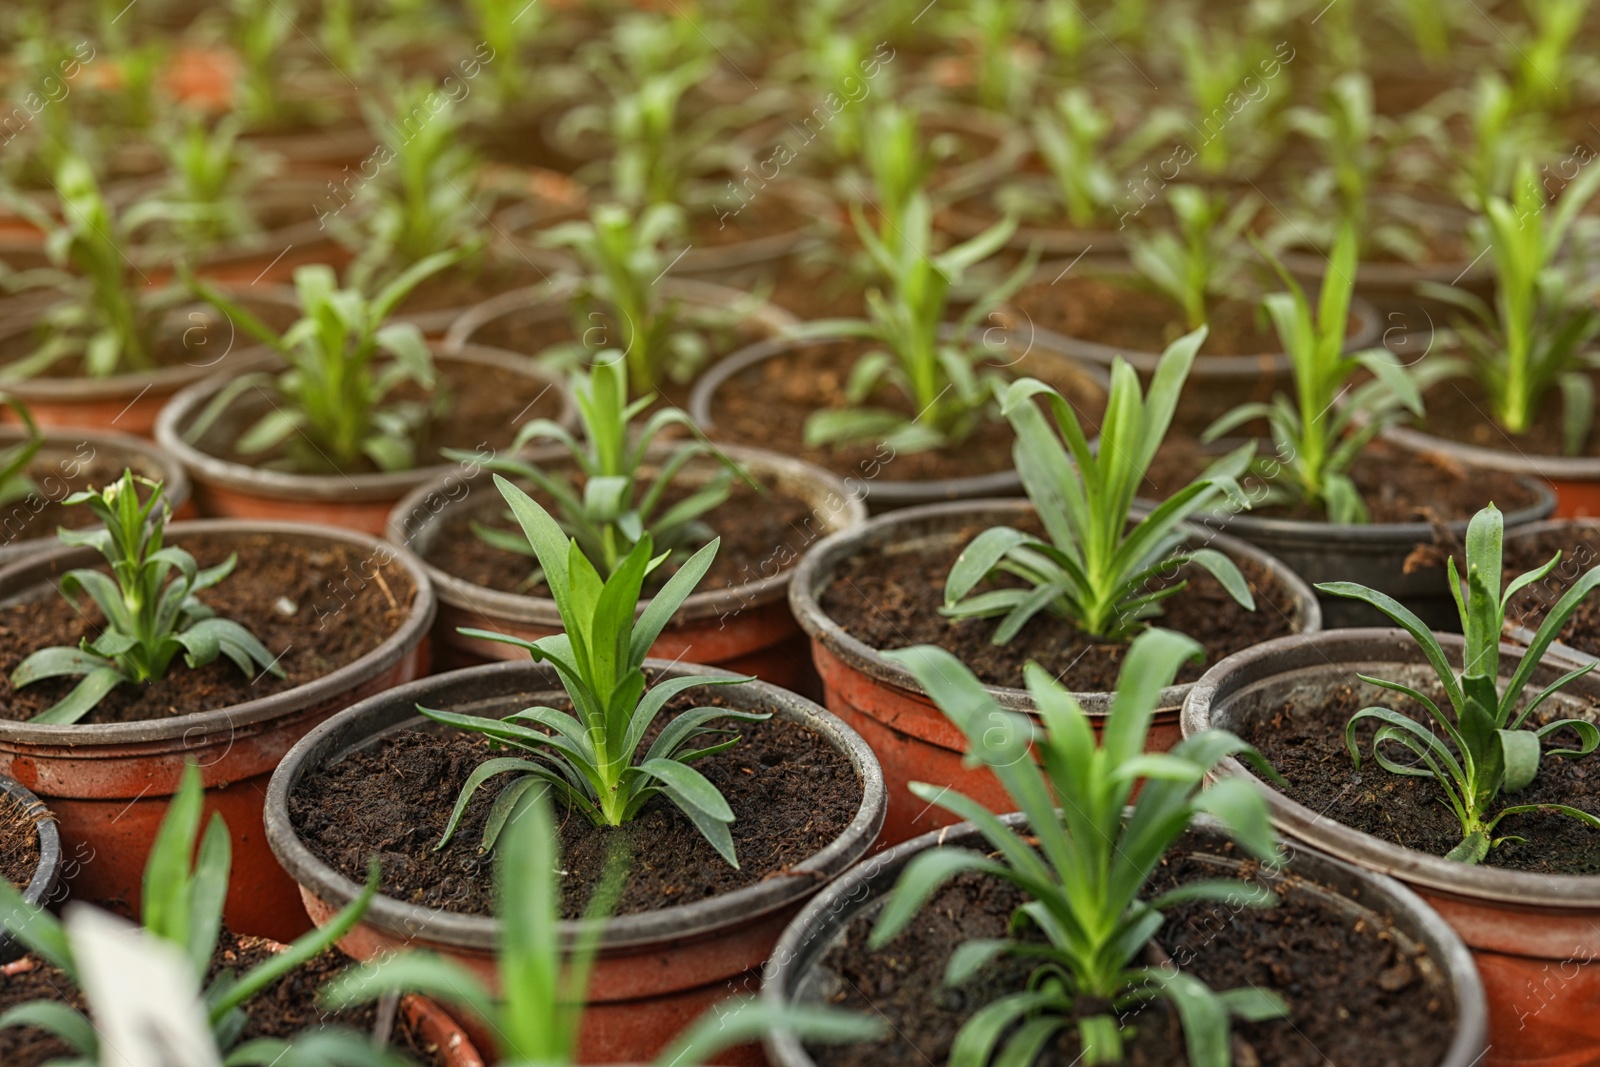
<box><xmin>877</xmin><ymin>630</ymin><xmax>1287</xmax><ymax>1066</ymax></box>
<box><xmin>10</xmin><ymin>471</ymin><xmax>282</xmax><ymax>724</ymax></box>
<box><xmin>188</xmin><ymin>253</ymin><xmax>458</xmax><ymax>473</ymax></box>
<box><xmin>1203</xmin><ymin>226</ymin><xmax>1430</xmax><ymax>523</ymax></box>
<box><xmin>447</xmin><ymin>352</ymin><xmax>746</xmax><ymax>582</ymax></box>
<box><xmin>801</xmin><ymin>194</ymin><xmax>1033</xmax><ymax>454</ymax></box>
<box><xmin>0</xmin><ymin>763</ymin><xmax>388</xmax><ymax>1066</ymax></box>
<box><xmin>420</xmin><ymin>478</ymin><xmax>765</xmax><ymax>867</ymax></box>
<box><xmin>0</xmin><ymin>395</ymin><xmax>44</xmax><ymax>509</ymax></box>
<box><xmin>1318</xmin><ymin>503</ymin><xmax>1600</xmax><ymax>864</ymax></box>
<box><xmin>137</xmin><ymin>116</ymin><xmax>272</xmax><ymax>256</ymax></box>
<box><xmin>1126</xmin><ymin>184</ymin><xmax>1260</xmax><ymax>331</ymax></box>
<box><xmin>945</xmin><ymin>329</ymin><xmax>1255</xmax><ymax>642</ymax></box>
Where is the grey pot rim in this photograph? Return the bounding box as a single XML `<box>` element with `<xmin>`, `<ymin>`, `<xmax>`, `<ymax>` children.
<box><xmin>439</xmin><ymin>275</ymin><xmax>797</xmax><ymax>356</ymax></box>
<box><xmin>0</xmin><ymin>771</ymin><xmax>61</xmax><ymax>962</ymax></box>
<box><xmin>384</xmin><ymin>441</ymin><xmax>869</xmax><ymax>625</ymax></box>
<box><xmin>1183</xmin><ymin>626</ymin><xmax>1600</xmax><ymax>906</ymax></box>
<box><xmin>1384</xmin><ymin>422</ymin><xmax>1600</xmax><ymax>480</ymax></box>
<box><xmin>687</xmin><ymin>333</ymin><xmax>1108</xmax><ymax>507</ymax></box>
<box><xmin>1014</xmin><ymin>263</ymin><xmax>1383</xmax><ymax>378</ymax></box>
<box><xmin>117</xmin><ymin>176</ymin><xmax>336</xmax><ymax>271</ymax></box>
<box><xmin>0</xmin><ymin>285</ymin><xmax>300</xmax><ymax>401</ymax></box>
<box><xmin>786</xmin><ymin>497</ymin><xmax>1323</xmax><ymax>714</ymax></box>
<box><xmin>1146</xmin><ymin>473</ymin><xmax>1558</xmax><ymax>545</ymax></box>
<box><xmin>0</xmin><ymin>424</ymin><xmax>195</xmax><ymax>562</ymax></box>
<box><xmin>759</xmin><ymin>809</ymin><xmax>1487</xmax><ymax>1067</ymax></box>
<box><xmin>262</xmin><ymin>657</ymin><xmax>888</xmax><ymax>952</ymax></box>
<box><xmin>153</xmin><ymin>342</ymin><xmax>576</xmax><ymax>504</ymax></box>
<box><xmin>0</xmin><ymin>519</ymin><xmax>437</xmax><ymax>747</ymax></box>
<box><xmin>1499</xmin><ymin>518</ymin><xmax>1600</xmax><ymax>669</ymax></box>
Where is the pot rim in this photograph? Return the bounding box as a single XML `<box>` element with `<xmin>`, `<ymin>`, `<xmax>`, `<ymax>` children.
<box><xmin>686</xmin><ymin>333</ymin><xmax>1108</xmax><ymax>505</ymax></box>
<box><xmin>786</xmin><ymin>496</ymin><xmax>1323</xmax><ymax>714</ymax></box>
<box><xmin>0</xmin><ymin>285</ymin><xmax>298</xmax><ymax>401</ymax></box>
<box><xmin>1013</xmin><ymin>263</ymin><xmax>1383</xmax><ymax>378</ymax></box>
<box><xmin>1500</xmin><ymin>518</ymin><xmax>1600</xmax><ymax>667</ymax></box>
<box><xmin>153</xmin><ymin>343</ymin><xmax>576</xmax><ymax>503</ymax></box>
<box><xmin>439</xmin><ymin>275</ymin><xmax>797</xmax><ymax>356</ymax></box>
<box><xmin>1184</xmin><ymin>626</ymin><xmax>1600</xmax><ymax>905</ymax></box>
<box><xmin>262</xmin><ymin>657</ymin><xmax>888</xmax><ymax>951</ymax></box>
<box><xmin>0</xmin><ymin>771</ymin><xmax>61</xmax><ymax>918</ymax></box>
<box><xmin>759</xmin><ymin>810</ymin><xmax>1487</xmax><ymax>1067</ymax></box>
<box><xmin>1384</xmin><ymin>421</ymin><xmax>1600</xmax><ymax>478</ymax></box>
<box><xmin>384</xmin><ymin>441</ymin><xmax>869</xmax><ymax>624</ymax></box>
<box><xmin>0</xmin><ymin>518</ymin><xmax>437</xmax><ymax>747</ymax></box>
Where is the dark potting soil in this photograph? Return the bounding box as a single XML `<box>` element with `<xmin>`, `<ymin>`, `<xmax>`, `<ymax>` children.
<box><xmin>816</xmin><ymin>513</ymin><xmax>1299</xmax><ymax>690</ymax></box>
<box><xmin>689</xmin><ymin>191</ymin><xmax>816</xmax><ymax>249</ymax></box>
<box><xmin>388</xmin><ymin>257</ymin><xmax>552</xmax><ymax>317</ymax></box>
<box><xmin>289</xmin><ymin>701</ymin><xmax>860</xmax><ymax>918</ymax></box>
<box><xmin>0</xmin><ymin>533</ymin><xmax>415</xmax><ymax>724</ymax></box>
<box><xmin>421</xmin><ymin>472</ymin><xmax>828</xmax><ymax>596</ymax></box>
<box><xmin>0</xmin><ymin>790</ymin><xmax>41</xmax><ymax>890</ymax></box>
<box><xmin>1240</xmin><ymin>677</ymin><xmax>1600</xmax><ymax>874</ymax></box>
<box><xmin>0</xmin><ymin>935</ymin><xmax>449</xmax><ymax>1067</ymax></box>
<box><xmin>705</xmin><ymin>342</ymin><xmax>1105</xmax><ymax>486</ymax></box>
<box><xmin>1414</xmin><ymin>371</ymin><xmax>1600</xmax><ymax>458</ymax></box>
<box><xmin>1502</xmin><ymin>525</ymin><xmax>1600</xmax><ymax>662</ymax></box>
<box><xmin>188</xmin><ymin>357</ymin><xmax>564</xmax><ymax>477</ymax></box>
<box><xmin>810</xmin><ymin>847</ymin><xmax>1457</xmax><ymax>1067</ymax></box>
<box><xmin>1011</xmin><ymin>275</ymin><xmax>1284</xmax><ymax>356</ymax></box>
<box><xmin>0</xmin><ymin>448</ymin><xmax>170</xmax><ymax>552</ymax></box>
<box><xmin>1142</xmin><ymin>436</ymin><xmax>1543</xmax><ymax>525</ymax></box>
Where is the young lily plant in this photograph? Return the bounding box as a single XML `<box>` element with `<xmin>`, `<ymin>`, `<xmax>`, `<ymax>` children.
<box><xmin>876</xmin><ymin>629</ymin><xmax>1287</xmax><ymax>1066</ymax></box>
<box><xmin>1126</xmin><ymin>184</ymin><xmax>1260</xmax><ymax>331</ymax></box>
<box><xmin>1204</xmin><ymin>226</ymin><xmax>1427</xmax><ymax>523</ymax></box>
<box><xmin>10</xmin><ymin>472</ymin><xmax>282</xmax><ymax>724</ymax></box>
<box><xmin>0</xmin><ymin>396</ymin><xmax>44</xmax><ymax>509</ymax></box>
<box><xmin>445</xmin><ymin>352</ymin><xmax>747</xmax><ymax>581</ymax></box>
<box><xmin>420</xmin><ymin>478</ymin><xmax>765</xmax><ymax>866</ymax></box>
<box><xmin>1318</xmin><ymin>503</ymin><xmax>1600</xmax><ymax>864</ymax></box>
<box><xmin>801</xmin><ymin>194</ymin><xmax>1033</xmax><ymax>453</ymax></box>
<box><xmin>187</xmin><ymin>253</ymin><xmax>459</xmax><ymax>473</ymax></box>
<box><xmin>0</xmin><ymin>763</ymin><xmax>389</xmax><ymax>1066</ymax></box>
<box><xmin>326</xmin><ymin>789</ymin><xmax>881</xmax><ymax>1067</ymax></box>
<box><xmin>945</xmin><ymin>328</ymin><xmax>1255</xmax><ymax>642</ymax></box>
<box><xmin>138</xmin><ymin>116</ymin><xmax>272</xmax><ymax>257</ymax></box>
<box><xmin>1422</xmin><ymin>160</ymin><xmax>1600</xmax><ymax>455</ymax></box>
<box><xmin>0</xmin><ymin>155</ymin><xmax>189</xmax><ymax>380</ymax></box>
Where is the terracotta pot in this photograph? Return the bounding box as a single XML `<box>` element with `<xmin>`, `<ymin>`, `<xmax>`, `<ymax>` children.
<box><xmin>440</xmin><ymin>274</ymin><xmax>797</xmax><ymax>358</ymax></box>
<box><xmin>385</xmin><ymin>443</ymin><xmax>867</xmax><ymax>691</ymax></box>
<box><xmin>263</xmin><ymin>658</ymin><xmax>886</xmax><ymax>1065</ymax></box>
<box><xmin>787</xmin><ymin>498</ymin><xmax>1322</xmax><ymax>846</ymax></box>
<box><xmin>154</xmin><ymin>343</ymin><xmax>574</xmax><ymax>536</ymax></box>
<box><xmin>1184</xmin><ymin>628</ymin><xmax>1600</xmax><ymax>1067</ymax></box>
<box><xmin>0</xmin><ymin>773</ymin><xmax>62</xmax><ymax>965</ymax></box>
<box><xmin>687</xmin><ymin>333</ymin><xmax>1109</xmax><ymax>513</ymax></box>
<box><xmin>0</xmin><ymin>424</ymin><xmax>194</xmax><ymax>567</ymax></box>
<box><xmin>1384</xmin><ymin>421</ymin><xmax>1600</xmax><ymax>520</ymax></box>
<box><xmin>1014</xmin><ymin>263</ymin><xmax>1383</xmax><ymax>426</ymax></box>
<box><xmin>0</xmin><ymin>521</ymin><xmax>436</xmax><ymax>942</ymax></box>
<box><xmin>760</xmin><ymin>811</ymin><xmax>1488</xmax><ymax>1067</ymax></box>
<box><xmin>0</xmin><ymin>287</ymin><xmax>298</xmax><ymax>437</ymax></box>
<box><xmin>496</xmin><ymin>180</ymin><xmax>836</xmax><ymax>277</ymax></box>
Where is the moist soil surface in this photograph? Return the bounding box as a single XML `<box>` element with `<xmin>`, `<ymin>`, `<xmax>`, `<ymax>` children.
<box><xmin>387</xmin><ymin>257</ymin><xmax>553</xmax><ymax>317</ymax></box>
<box><xmin>705</xmin><ymin>342</ymin><xmax>1105</xmax><ymax>486</ymax></box>
<box><xmin>1239</xmin><ymin>675</ymin><xmax>1600</xmax><ymax>874</ymax></box>
<box><xmin>816</xmin><ymin>512</ymin><xmax>1299</xmax><ymax>690</ymax></box>
<box><xmin>1502</xmin><ymin>524</ymin><xmax>1600</xmax><ymax>661</ymax></box>
<box><xmin>0</xmin><ymin>934</ymin><xmax>450</xmax><ymax>1067</ymax></box>
<box><xmin>1011</xmin><ymin>275</ymin><xmax>1285</xmax><ymax>355</ymax></box>
<box><xmin>1143</xmin><ymin>437</ymin><xmax>1544</xmax><ymax>524</ymax></box>
<box><xmin>1413</xmin><ymin>371</ymin><xmax>1600</xmax><ymax>458</ymax></box>
<box><xmin>810</xmin><ymin>837</ymin><xmax>1457</xmax><ymax>1067</ymax></box>
<box><xmin>0</xmin><ymin>790</ymin><xmax>40</xmax><ymax>890</ymax></box>
<box><xmin>290</xmin><ymin>695</ymin><xmax>860</xmax><ymax>918</ymax></box>
<box><xmin>0</xmin><ymin>532</ymin><xmax>415</xmax><ymax>724</ymax></box>
<box><xmin>187</xmin><ymin>356</ymin><xmax>563</xmax><ymax>477</ymax></box>
<box><xmin>419</xmin><ymin>470</ymin><xmax>828</xmax><ymax>597</ymax></box>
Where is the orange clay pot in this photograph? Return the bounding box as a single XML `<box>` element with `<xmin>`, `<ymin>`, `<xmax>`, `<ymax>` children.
<box><xmin>0</xmin><ymin>521</ymin><xmax>435</xmax><ymax>942</ymax></box>
<box><xmin>384</xmin><ymin>445</ymin><xmax>868</xmax><ymax>696</ymax></box>
<box><xmin>154</xmin><ymin>343</ymin><xmax>574</xmax><ymax>536</ymax></box>
<box><xmin>265</xmin><ymin>660</ymin><xmax>885</xmax><ymax>1065</ymax></box>
<box><xmin>789</xmin><ymin>499</ymin><xmax>1322</xmax><ymax>847</ymax></box>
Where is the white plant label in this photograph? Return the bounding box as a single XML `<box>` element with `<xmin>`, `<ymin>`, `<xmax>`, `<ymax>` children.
<box><xmin>63</xmin><ymin>904</ymin><xmax>222</xmax><ymax>1067</ymax></box>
